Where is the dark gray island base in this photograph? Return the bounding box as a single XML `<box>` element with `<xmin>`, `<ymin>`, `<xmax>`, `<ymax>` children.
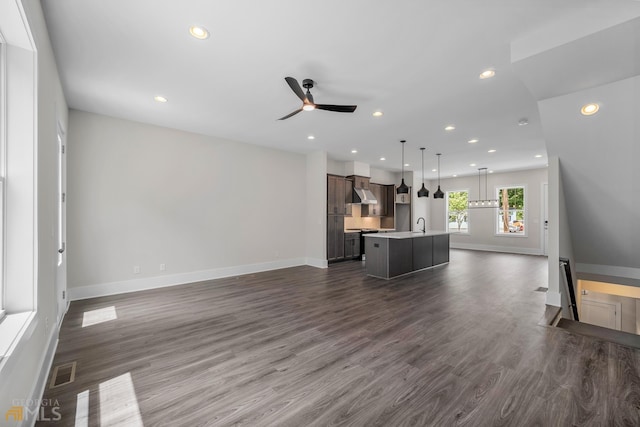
<box><xmin>364</xmin><ymin>231</ymin><xmax>450</xmax><ymax>279</ymax></box>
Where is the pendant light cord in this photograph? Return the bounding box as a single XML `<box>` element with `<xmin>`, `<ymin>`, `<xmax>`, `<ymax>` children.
<box><xmin>401</xmin><ymin>140</ymin><xmax>405</xmax><ymax>181</ymax></box>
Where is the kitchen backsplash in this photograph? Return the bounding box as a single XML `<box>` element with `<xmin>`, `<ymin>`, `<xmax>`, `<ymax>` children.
<box><xmin>344</xmin><ymin>205</ymin><xmax>381</xmax><ymax>230</ymax></box>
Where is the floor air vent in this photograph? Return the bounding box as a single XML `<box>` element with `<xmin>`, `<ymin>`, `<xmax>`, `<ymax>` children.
<box><xmin>534</xmin><ymin>287</ymin><xmax>548</xmax><ymax>292</ymax></box>
<box><xmin>49</xmin><ymin>361</ymin><xmax>77</xmax><ymax>388</ymax></box>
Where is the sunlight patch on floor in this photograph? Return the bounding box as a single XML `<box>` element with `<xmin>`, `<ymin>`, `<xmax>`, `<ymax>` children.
<box><xmin>82</xmin><ymin>306</ymin><xmax>117</xmax><ymax>327</ymax></box>
<box><xmin>74</xmin><ymin>390</ymin><xmax>89</xmax><ymax>427</ymax></box>
<box><xmin>98</xmin><ymin>372</ymin><xmax>143</xmax><ymax>426</ymax></box>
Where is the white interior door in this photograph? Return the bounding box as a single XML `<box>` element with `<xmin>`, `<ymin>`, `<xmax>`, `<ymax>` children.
<box><xmin>581</xmin><ymin>298</ymin><xmax>621</xmax><ymax>330</ymax></box>
<box><xmin>56</xmin><ymin>123</ymin><xmax>67</xmax><ymax>325</ymax></box>
<box><xmin>542</xmin><ymin>183</ymin><xmax>548</xmax><ymax>256</ymax></box>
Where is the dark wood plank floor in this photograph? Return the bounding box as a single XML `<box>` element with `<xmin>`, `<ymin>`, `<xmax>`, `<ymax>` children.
<box><xmin>38</xmin><ymin>250</ymin><xmax>640</xmax><ymax>426</ymax></box>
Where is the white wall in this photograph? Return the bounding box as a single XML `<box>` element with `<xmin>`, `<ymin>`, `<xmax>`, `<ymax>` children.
<box><xmin>306</xmin><ymin>151</ymin><xmax>327</xmax><ymax>267</ymax></box>
<box><xmin>412</xmin><ymin>171</ymin><xmax>430</xmax><ymax>231</ymax></box>
<box><xmin>0</xmin><ymin>0</ymin><xmax>69</xmax><ymax>420</ymax></box>
<box><xmin>369</xmin><ymin>167</ymin><xmax>397</xmax><ymax>185</ymax></box>
<box><xmin>66</xmin><ymin>110</ymin><xmax>308</xmax><ymax>299</ymax></box>
<box><xmin>430</xmin><ymin>168</ymin><xmax>548</xmax><ymax>255</ymax></box>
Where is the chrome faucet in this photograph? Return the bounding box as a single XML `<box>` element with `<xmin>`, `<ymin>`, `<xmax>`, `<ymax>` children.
<box><xmin>417</xmin><ymin>217</ymin><xmax>426</xmax><ymax>233</ymax></box>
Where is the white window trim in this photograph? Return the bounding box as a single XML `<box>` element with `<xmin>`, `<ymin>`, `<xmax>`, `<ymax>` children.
<box><xmin>0</xmin><ymin>33</ymin><xmax>6</xmax><ymax>323</ymax></box>
<box><xmin>0</xmin><ymin>0</ymin><xmax>39</xmax><ymax>377</ymax></box>
<box><xmin>494</xmin><ymin>184</ymin><xmax>528</xmax><ymax>238</ymax></box>
<box><xmin>446</xmin><ymin>189</ymin><xmax>470</xmax><ymax>234</ymax></box>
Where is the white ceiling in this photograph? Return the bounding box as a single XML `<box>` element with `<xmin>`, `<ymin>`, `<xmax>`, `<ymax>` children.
<box><xmin>40</xmin><ymin>0</ymin><xmax>640</xmax><ymax>179</ymax></box>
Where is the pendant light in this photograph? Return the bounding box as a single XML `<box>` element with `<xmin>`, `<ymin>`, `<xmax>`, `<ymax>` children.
<box><xmin>468</xmin><ymin>167</ymin><xmax>499</xmax><ymax>208</ymax></box>
<box><xmin>417</xmin><ymin>147</ymin><xmax>429</xmax><ymax>197</ymax></box>
<box><xmin>397</xmin><ymin>140</ymin><xmax>409</xmax><ymax>194</ymax></box>
<box><xmin>433</xmin><ymin>153</ymin><xmax>444</xmax><ymax>199</ymax></box>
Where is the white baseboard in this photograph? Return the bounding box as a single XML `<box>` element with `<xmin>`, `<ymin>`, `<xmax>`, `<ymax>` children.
<box><xmin>451</xmin><ymin>242</ymin><xmax>544</xmax><ymax>256</ymax></box>
<box><xmin>576</xmin><ymin>263</ymin><xmax>640</xmax><ymax>280</ymax></box>
<box><xmin>68</xmin><ymin>258</ymin><xmax>313</xmax><ymax>301</ymax></box>
<box><xmin>546</xmin><ymin>291</ymin><xmax>562</xmax><ymax>307</ymax></box>
<box><xmin>19</xmin><ymin>322</ymin><xmax>60</xmax><ymax>427</ymax></box>
<box><xmin>305</xmin><ymin>257</ymin><xmax>328</xmax><ymax>269</ymax></box>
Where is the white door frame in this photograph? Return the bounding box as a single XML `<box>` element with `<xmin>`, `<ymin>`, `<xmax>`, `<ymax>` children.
<box><xmin>56</xmin><ymin>119</ymin><xmax>67</xmax><ymax>325</ymax></box>
<box><xmin>541</xmin><ymin>182</ymin><xmax>548</xmax><ymax>256</ymax></box>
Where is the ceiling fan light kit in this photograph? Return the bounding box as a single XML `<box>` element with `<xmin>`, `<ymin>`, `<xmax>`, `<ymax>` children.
<box><xmin>468</xmin><ymin>167</ymin><xmax>499</xmax><ymax>208</ymax></box>
<box><xmin>417</xmin><ymin>147</ymin><xmax>429</xmax><ymax>198</ymax></box>
<box><xmin>397</xmin><ymin>140</ymin><xmax>409</xmax><ymax>194</ymax></box>
<box><xmin>433</xmin><ymin>153</ymin><xmax>444</xmax><ymax>199</ymax></box>
<box><xmin>278</xmin><ymin>77</ymin><xmax>357</xmax><ymax>120</ymax></box>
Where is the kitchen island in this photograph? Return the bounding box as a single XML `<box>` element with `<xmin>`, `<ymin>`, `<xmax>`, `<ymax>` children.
<box><xmin>364</xmin><ymin>231</ymin><xmax>450</xmax><ymax>279</ymax></box>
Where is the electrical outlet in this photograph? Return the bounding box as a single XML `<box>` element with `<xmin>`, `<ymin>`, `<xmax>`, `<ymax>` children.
<box><xmin>45</xmin><ymin>316</ymin><xmax>49</xmax><ymax>331</ymax></box>
<box><xmin>160</xmin><ymin>263</ymin><xmax>166</xmax><ymax>271</ymax></box>
<box><xmin>62</xmin><ymin>290</ymin><xmax>66</xmax><ymax>299</ymax></box>
<box><xmin>133</xmin><ymin>265</ymin><xmax>140</xmax><ymax>274</ymax></box>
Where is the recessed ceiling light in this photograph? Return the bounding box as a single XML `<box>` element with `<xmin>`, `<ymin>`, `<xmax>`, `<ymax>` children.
<box><xmin>445</xmin><ymin>125</ymin><xmax>456</xmax><ymax>131</ymax></box>
<box><xmin>453</xmin><ymin>174</ymin><xmax>457</xmax><ymax>177</ymax></box>
<box><xmin>380</xmin><ymin>157</ymin><xmax>386</xmax><ymax>161</ymax></box>
<box><xmin>372</xmin><ymin>111</ymin><xmax>383</xmax><ymax>117</ymax></box>
<box><xmin>581</xmin><ymin>103</ymin><xmax>599</xmax><ymax>116</ymax></box>
<box><xmin>479</xmin><ymin>69</ymin><xmax>495</xmax><ymax>79</ymax></box>
<box><xmin>518</xmin><ymin>118</ymin><xmax>529</xmax><ymax>126</ymax></box>
<box><xmin>488</xmin><ymin>149</ymin><xmax>496</xmax><ymax>153</ymax></box>
<box><xmin>432</xmin><ymin>169</ymin><xmax>437</xmax><ymax>172</ymax></box>
<box><xmin>404</xmin><ymin>163</ymin><xmax>410</xmax><ymax>167</ymax></box>
<box><xmin>154</xmin><ymin>95</ymin><xmax>167</xmax><ymax>103</ymax></box>
<box><xmin>189</xmin><ymin>25</ymin><xmax>209</xmax><ymax>40</ymax></box>
<box><xmin>351</xmin><ymin>149</ymin><xmax>358</xmax><ymax>154</ymax></box>
<box><xmin>468</xmin><ymin>139</ymin><xmax>478</xmax><ymax>144</ymax></box>
<box><xmin>535</xmin><ymin>154</ymin><xmax>543</xmax><ymax>158</ymax></box>
<box><xmin>470</xmin><ymin>163</ymin><xmax>476</xmax><ymax>167</ymax></box>
<box><xmin>307</xmin><ymin>135</ymin><xmax>315</xmax><ymax>140</ymax></box>
<box><xmin>489</xmin><ymin>170</ymin><xmax>494</xmax><ymax>173</ymax></box>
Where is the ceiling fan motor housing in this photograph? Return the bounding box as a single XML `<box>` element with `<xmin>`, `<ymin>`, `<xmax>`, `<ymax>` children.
<box><xmin>302</xmin><ymin>79</ymin><xmax>314</xmax><ymax>89</ymax></box>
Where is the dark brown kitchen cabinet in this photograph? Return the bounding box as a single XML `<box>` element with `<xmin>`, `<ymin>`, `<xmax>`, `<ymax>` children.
<box><xmin>327</xmin><ymin>215</ymin><xmax>345</xmax><ymax>261</ymax></box>
<box><xmin>344</xmin><ymin>232</ymin><xmax>360</xmax><ymax>259</ymax></box>
<box><xmin>385</xmin><ymin>185</ymin><xmax>395</xmax><ymax>216</ymax></box>
<box><xmin>351</xmin><ymin>175</ymin><xmax>370</xmax><ymax>190</ymax></box>
<box><xmin>327</xmin><ymin>175</ymin><xmax>347</xmax><ymax>215</ymax></box>
<box><xmin>368</xmin><ymin>184</ymin><xmax>387</xmax><ymax>216</ymax></box>
<box><xmin>344</xmin><ymin>179</ymin><xmax>353</xmax><ymax>216</ymax></box>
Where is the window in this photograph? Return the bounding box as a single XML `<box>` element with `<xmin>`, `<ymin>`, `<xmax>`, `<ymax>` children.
<box><xmin>446</xmin><ymin>190</ymin><xmax>469</xmax><ymax>233</ymax></box>
<box><xmin>496</xmin><ymin>186</ymin><xmax>525</xmax><ymax>235</ymax></box>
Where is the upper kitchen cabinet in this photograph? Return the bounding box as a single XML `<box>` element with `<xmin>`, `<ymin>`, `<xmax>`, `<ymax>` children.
<box><xmin>344</xmin><ymin>178</ymin><xmax>353</xmax><ymax>216</ymax></box>
<box><xmin>385</xmin><ymin>185</ymin><xmax>395</xmax><ymax>215</ymax></box>
<box><xmin>368</xmin><ymin>184</ymin><xmax>387</xmax><ymax>216</ymax></box>
<box><xmin>350</xmin><ymin>175</ymin><xmax>370</xmax><ymax>190</ymax></box>
<box><xmin>327</xmin><ymin>174</ymin><xmax>348</xmax><ymax>215</ymax></box>
<box><xmin>396</xmin><ymin>189</ymin><xmax>411</xmax><ymax>204</ymax></box>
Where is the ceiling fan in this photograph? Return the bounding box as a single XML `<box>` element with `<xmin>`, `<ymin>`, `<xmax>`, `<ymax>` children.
<box><xmin>278</xmin><ymin>77</ymin><xmax>357</xmax><ymax>120</ymax></box>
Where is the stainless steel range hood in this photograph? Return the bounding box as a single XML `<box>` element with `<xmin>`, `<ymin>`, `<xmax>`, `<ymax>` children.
<box><xmin>353</xmin><ymin>187</ymin><xmax>378</xmax><ymax>204</ymax></box>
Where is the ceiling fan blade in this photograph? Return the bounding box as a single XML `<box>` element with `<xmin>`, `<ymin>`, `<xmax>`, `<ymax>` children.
<box><xmin>285</xmin><ymin>77</ymin><xmax>307</xmax><ymax>102</ymax></box>
<box><xmin>315</xmin><ymin>104</ymin><xmax>357</xmax><ymax>113</ymax></box>
<box><xmin>278</xmin><ymin>108</ymin><xmax>303</xmax><ymax>120</ymax></box>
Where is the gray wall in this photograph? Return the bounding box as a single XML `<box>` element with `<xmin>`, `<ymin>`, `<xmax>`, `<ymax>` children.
<box><xmin>66</xmin><ymin>110</ymin><xmax>309</xmax><ymax>298</ymax></box>
<box><xmin>514</xmin><ymin>16</ymin><xmax>640</xmax><ymax>281</ymax></box>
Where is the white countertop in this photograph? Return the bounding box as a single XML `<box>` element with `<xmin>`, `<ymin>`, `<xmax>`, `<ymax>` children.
<box><xmin>364</xmin><ymin>231</ymin><xmax>449</xmax><ymax>239</ymax></box>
